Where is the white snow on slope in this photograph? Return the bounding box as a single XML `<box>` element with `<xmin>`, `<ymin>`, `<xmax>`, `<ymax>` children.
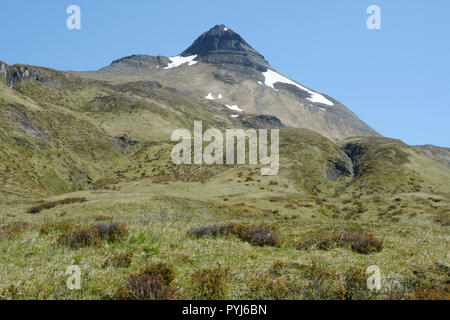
<box><xmin>225</xmin><ymin>105</ymin><xmax>243</xmax><ymax>112</ymax></box>
<box><xmin>205</xmin><ymin>92</ymin><xmax>215</xmax><ymax>100</ymax></box>
<box><xmin>218</xmin><ymin>94</ymin><xmax>223</xmax><ymax>99</ymax></box>
<box><xmin>231</xmin><ymin>114</ymin><xmax>239</xmax><ymax>118</ymax></box>
<box><xmin>262</xmin><ymin>69</ymin><xmax>333</xmax><ymax>106</ymax></box>
<box><xmin>164</xmin><ymin>55</ymin><xmax>198</xmax><ymax>69</ymax></box>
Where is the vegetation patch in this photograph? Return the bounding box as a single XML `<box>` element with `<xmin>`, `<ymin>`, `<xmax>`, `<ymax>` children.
<box><xmin>244</xmin><ymin>274</ymin><xmax>297</xmax><ymax>300</ymax></box>
<box><xmin>116</xmin><ymin>262</ymin><xmax>177</xmax><ymax>300</ymax></box>
<box><xmin>103</xmin><ymin>250</ymin><xmax>134</xmax><ymax>268</ymax></box>
<box><xmin>188</xmin><ymin>223</ymin><xmax>281</xmax><ymax>247</ymax></box>
<box><xmin>27</xmin><ymin>197</ymin><xmax>87</xmax><ymax>214</ymax></box>
<box><xmin>298</xmin><ymin>232</ymin><xmax>383</xmax><ymax>254</ymax></box>
<box><xmin>40</xmin><ymin>221</ymin><xmax>75</xmax><ymax>235</ymax></box>
<box><xmin>1</xmin><ymin>222</ymin><xmax>30</xmax><ymax>237</ymax></box>
<box><xmin>187</xmin><ymin>266</ymin><xmax>229</xmax><ymax>300</ymax></box>
<box><xmin>58</xmin><ymin>222</ymin><xmax>128</xmax><ymax>248</ymax></box>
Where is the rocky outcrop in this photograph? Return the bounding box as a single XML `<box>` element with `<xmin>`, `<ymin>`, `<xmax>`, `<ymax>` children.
<box><xmin>240</xmin><ymin>114</ymin><xmax>286</xmax><ymax>129</ymax></box>
<box><xmin>181</xmin><ymin>24</ymin><xmax>270</xmax><ymax>71</ymax></box>
<box><xmin>112</xmin><ymin>135</ymin><xmax>139</xmax><ymax>154</ymax></box>
<box><xmin>414</xmin><ymin>145</ymin><xmax>450</xmax><ymax>168</ymax></box>
<box><xmin>5</xmin><ymin>65</ymin><xmax>72</xmax><ymax>88</ymax></box>
<box><xmin>0</xmin><ymin>61</ymin><xmax>7</xmax><ymax>83</ymax></box>
<box><xmin>110</xmin><ymin>55</ymin><xmax>170</xmax><ymax>69</ymax></box>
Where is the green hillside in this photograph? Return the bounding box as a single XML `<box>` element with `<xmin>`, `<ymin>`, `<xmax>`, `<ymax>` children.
<box><xmin>0</xmin><ymin>63</ymin><xmax>448</xmax><ymax>300</ymax></box>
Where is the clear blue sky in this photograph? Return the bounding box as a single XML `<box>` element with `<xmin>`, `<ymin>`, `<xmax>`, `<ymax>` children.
<box><xmin>1</xmin><ymin>0</ymin><xmax>449</xmax><ymax>147</ymax></box>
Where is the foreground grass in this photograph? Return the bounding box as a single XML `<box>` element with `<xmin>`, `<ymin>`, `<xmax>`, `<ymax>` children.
<box><xmin>0</xmin><ymin>188</ymin><xmax>448</xmax><ymax>300</ymax></box>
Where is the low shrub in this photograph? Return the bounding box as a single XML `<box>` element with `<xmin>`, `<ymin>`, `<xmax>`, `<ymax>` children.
<box><xmin>103</xmin><ymin>250</ymin><xmax>134</xmax><ymax>268</ymax></box>
<box><xmin>335</xmin><ymin>232</ymin><xmax>383</xmax><ymax>254</ymax></box>
<box><xmin>139</xmin><ymin>263</ymin><xmax>176</xmax><ymax>284</ymax></box>
<box><xmin>116</xmin><ymin>262</ymin><xmax>177</xmax><ymax>300</ymax></box>
<box><xmin>244</xmin><ymin>274</ymin><xmax>296</xmax><ymax>300</ymax></box>
<box><xmin>58</xmin><ymin>223</ymin><xmax>128</xmax><ymax>248</ymax></box>
<box><xmin>300</xmin><ymin>262</ymin><xmax>340</xmax><ymax>300</ymax></box>
<box><xmin>340</xmin><ymin>267</ymin><xmax>373</xmax><ymax>300</ymax></box>
<box><xmin>298</xmin><ymin>232</ymin><xmax>383</xmax><ymax>254</ymax></box>
<box><xmin>27</xmin><ymin>197</ymin><xmax>87</xmax><ymax>214</ymax></box>
<box><xmin>39</xmin><ymin>221</ymin><xmax>75</xmax><ymax>235</ymax></box>
<box><xmin>189</xmin><ymin>266</ymin><xmax>229</xmax><ymax>300</ymax></box>
<box><xmin>188</xmin><ymin>223</ymin><xmax>281</xmax><ymax>247</ymax></box>
<box><xmin>1</xmin><ymin>222</ymin><xmax>30</xmax><ymax>237</ymax></box>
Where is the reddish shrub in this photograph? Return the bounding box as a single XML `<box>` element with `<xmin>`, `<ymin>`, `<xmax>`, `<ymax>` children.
<box><xmin>188</xmin><ymin>223</ymin><xmax>281</xmax><ymax>247</ymax></box>
<box><xmin>27</xmin><ymin>197</ymin><xmax>87</xmax><ymax>214</ymax></box>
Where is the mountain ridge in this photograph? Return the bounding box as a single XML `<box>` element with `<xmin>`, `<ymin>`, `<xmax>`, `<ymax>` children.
<box><xmin>73</xmin><ymin>24</ymin><xmax>381</xmax><ymax>141</ymax></box>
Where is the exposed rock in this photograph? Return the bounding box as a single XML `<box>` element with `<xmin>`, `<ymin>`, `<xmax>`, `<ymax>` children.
<box><xmin>341</xmin><ymin>142</ymin><xmax>369</xmax><ymax>176</ymax></box>
<box><xmin>240</xmin><ymin>114</ymin><xmax>286</xmax><ymax>129</ymax></box>
<box><xmin>110</xmin><ymin>55</ymin><xmax>170</xmax><ymax>70</ymax></box>
<box><xmin>327</xmin><ymin>156</ymin><xmax>354</xmax><ymax>181</ymax></box>
<box><xmin>5</xmin><ymin>65</ymin><xmax>69</xmax><ymax>88</ymax></box>
<box><xmin>181</xmin><ymin>24</ymin><xmax>270</xmax><ymax>71</ymax></box>
<box><xmin>0</xmin><ymin>61</ymin><xmax>7</xmax><ymax>82</ymax></box>
<box><xmin>414</xmin><ymin>145</ymin><xmax>450</xmax><ymax>168</ymax></box>
<box><xmin>4</xmin><ymin>105</ymin><xmax>50</xmax><ymax>144</ymax></box>
<box><xmin>112</xmin><ymin>135</ymin><xmax>139</xmax><ymax>154</ymax></box>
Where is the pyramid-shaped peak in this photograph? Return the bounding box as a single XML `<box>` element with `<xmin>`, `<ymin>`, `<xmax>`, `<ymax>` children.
<box><xmin>181</xmin><ymin>25</ymin><xmax>270</xmax><ymax>71</ymax></box>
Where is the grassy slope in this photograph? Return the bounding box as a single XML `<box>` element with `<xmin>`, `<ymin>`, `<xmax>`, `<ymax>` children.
<box><xmin>0</xmin><ymin>66</ymin><xmax>448</xmax><ymax>299</ymax></box>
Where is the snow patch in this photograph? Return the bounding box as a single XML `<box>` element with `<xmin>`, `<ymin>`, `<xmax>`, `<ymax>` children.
<box><xmin>262</xmin><ymin>69</ymin><xmax>333</xmax><ymax>106</ymax></box>
<box><xmin>164</xmin><ymin>55</ymin><xmax>198</xmax><ymax>69</ymax></box>
<box><xmin>218</xmin><ymin>94</ymin><xmax>223</xmax><ymax>99</ymax></box>
<box><xmin>205</xmin><ymin>92</ymin><xmax>215</xmax><ymax>100</ymax></box>
<box><xmin>231</xmin><ymin>114</ymin><xmax>239</xmax><ymax>118</ymax></box>
<box><xmin>225</xmin><ymin>105</ymin><xmax>243</xmax><ymax>112</ymax></box>
<box><xmin>224</xmin><ymin>27</ymin><xmax>228</xmax><ymax>31</ymax></box>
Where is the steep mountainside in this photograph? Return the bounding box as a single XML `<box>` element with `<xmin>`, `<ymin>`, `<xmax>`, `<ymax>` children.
<box><xmin>0</xmin><ymin>36</ymin><xmax>449</xmax><ymax>300</ymax></box>
<box><xmin>414</xmin><ymin>145</ymin><xmax>450</xmax><ymax>168</ymax></box>
<box><xmin>77</xmin><ymin>25</ymin><xmax>380</xmax><ymax>141</ymax></box>
<box><xmin>1</xmin><ymin>59</ymin><xmax>449</xmax><ymax>201</ymax></box>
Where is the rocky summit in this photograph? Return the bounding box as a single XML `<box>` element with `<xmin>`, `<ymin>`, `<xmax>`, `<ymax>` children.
<box><xmin>181</xmin><ymin>24</ymin><xmax>270</xmax><ymax>71</ymax></box>
<box><xmin>78</xmin><ymin>25</ymin><xmax>380</xmax><ymax>141</ymax></box>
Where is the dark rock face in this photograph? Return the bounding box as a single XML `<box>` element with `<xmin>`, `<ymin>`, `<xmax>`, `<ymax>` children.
<box><xmin>181</xmin><ymin>25</ymin><xmax>270</xmax><ymax>71</ymax></box>
<box><xmin>112</xmin><ymin>135</ymin><xmax>138</xmax><ymax>154</ymax></box>
<box><xmin>240</xmin><ymin>114</ymin><xmax>286</xmax><ymax>129</ymax></box>
<box><xmin>0</xmin><ymin>61</ymin><xmax>7</xmax><ymax>82</ymax></box>
<box><xmin>342</xmin><ymin>142</ymin><xmax>369</xmax><ymax>176</ymax></box>
<box><xmin>5</xmin><ymin>65</ymin><xmax>68</xmax><ymax>88</ymax></box>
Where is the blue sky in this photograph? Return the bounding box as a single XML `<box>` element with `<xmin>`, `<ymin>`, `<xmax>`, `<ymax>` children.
<box><xmin>1</xmin><ymin>0</ymin><xmax>449</xmax><ymax>147</ymax></box>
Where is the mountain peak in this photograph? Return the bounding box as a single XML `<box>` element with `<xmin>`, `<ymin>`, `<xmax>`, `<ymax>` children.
<box><xmin>181</xmin><ymin>25</ymin><xmax>270</xmax><ymax>71</ymax></box>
